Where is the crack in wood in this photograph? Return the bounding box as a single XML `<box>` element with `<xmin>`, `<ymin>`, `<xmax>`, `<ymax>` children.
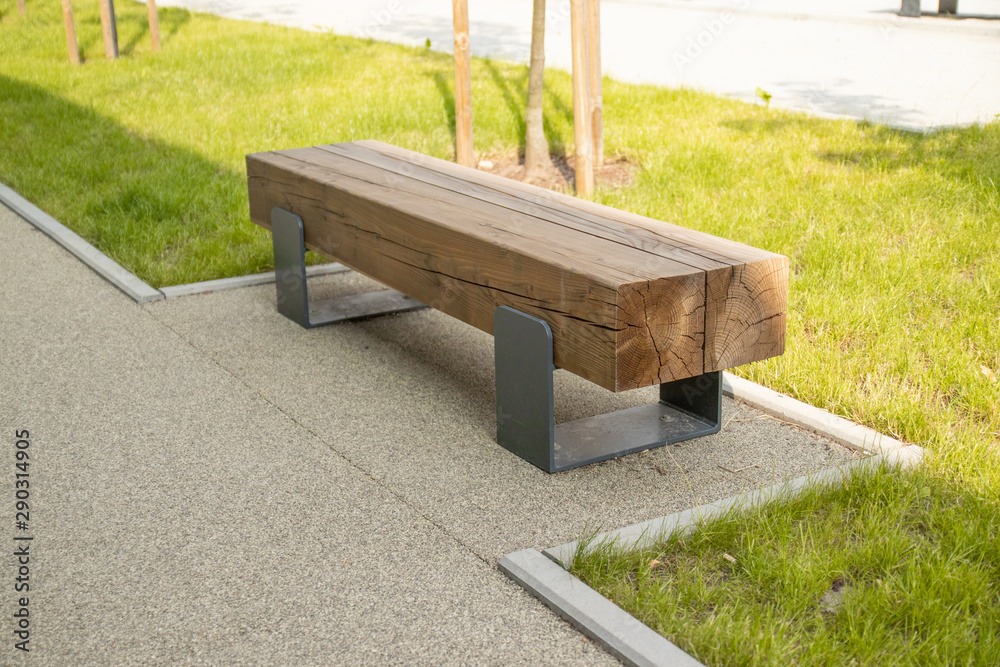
<box><xmin>247</xmin><ymin>142</ymin><xmax>788</xmax><ymax>391</ymax></box>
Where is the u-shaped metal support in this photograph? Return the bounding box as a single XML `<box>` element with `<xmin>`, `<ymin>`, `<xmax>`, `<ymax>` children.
<box><xmin>271</xmin><ymin>207</ymin><xmax>426</xmax><ymax>328</ymax></box>
<box><xmin>494</xmin><ymin>306</ymin><xmax>722</xmax><ymax>473</ymax></box>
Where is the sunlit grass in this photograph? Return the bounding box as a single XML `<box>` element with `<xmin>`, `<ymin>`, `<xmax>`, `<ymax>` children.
<box><xmin>2</xmin><ymin>2</ymin><xmax>999</xmax><ymax>661</ymax></box>
<box><xmin>0</xmin><ymin>0</ymin><xmax>575</xmax><ymax>286</ymax></box>
<box><xmin>571</xmin><ymin>464</ymin><xmax>1000</xmax><ymax>665</ymax></box>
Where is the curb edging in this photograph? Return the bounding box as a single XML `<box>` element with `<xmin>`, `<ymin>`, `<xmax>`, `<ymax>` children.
<box><xmin>506</xmin><ymin>457</ymin><xmax>920</xmax><ymax>667</ymax></box>
<box><xmin>721</xmin><ymin>373</ymin><xmax>924</xmax><ymax>465</ymax></box>
<box><xmin>158</xmin><ymin>262</ymin><xmax>350</xmax><ymax>298</ymax></box>
<box><xmin>1</xmin><ymin>180</ymin><xmax>349</xmax><ymax>302</ymax></box>
<box><xmin>499</xmin><ymin>548</ymin><xmax>705</xmax><ymax>667</ymax></box>
<box><xmin>543</xmin><ymin>456</ymin><xmax>895</xmax><ymax>567</ymax></box>
<box><xmin>503</xmin><ymin>385</ymin><xmax>926</xmax><ymax>667</ymax></box>
<box><xmin>0</xmin><ymin>182</ymin><xmax>164</xmax><ymax>303</ymax></box>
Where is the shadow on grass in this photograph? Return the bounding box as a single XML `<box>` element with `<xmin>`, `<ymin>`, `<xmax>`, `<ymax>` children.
<box><xmin>76</xmin><ymin>16</ymin><xmax>104</xmax><ymax>55</ymax></box>
<box><xmin>0</xmin><ymin>74</ymin><xmax>262</xmax><ymax>287</ymax></box>
<box><xmin>818</xmin><ymin>123</ymin><xmax>1000</xmax><ymax>182</ymax></box>
<box><xmin>723</xmin><ymin>115</ymin><xmax>1000</xmax><ymax>197</ymax></box>
<box><xmin>161</xmin><ymin>7</ymin><xmax>192</xmax><ymax>41</ymax></box>
<box><xmin>483</xmin><ymin>59</ymin><xmax>527</xmax><ymax>148</ymax></box>
<box><xmin>721</xmin><ymin>117</ymin><xmax>798</xmax><ymax>134</ymax></box>
<box><xmin>424</xmin><ymin>50</ymin><xmax>573</xmax><ymax>161</ymax></box>
<box><xmin>428</xmin><ymin>70</ymin><xmax>457</xmax><ymax>151</ymax></box>
<box><xmin>478</xmin><ymin>60</ymin><xmax>571</xmax><ymax>160</ymax></box>
<box><xmin>71</xmin><ymin>7</ymin><xmax>191</xmax><ymax>59</ymax></box>
<box><xmin>120</xmin><ymin>17</ymin><xmax>150</xmax><ymax>57</ymax></box>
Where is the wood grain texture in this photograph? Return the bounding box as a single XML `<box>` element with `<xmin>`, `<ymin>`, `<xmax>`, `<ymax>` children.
<box><xmin>247</xmin><ymin>141</ymin><xmax>788</xmax><ymax>391</ymax></box>
<box><xmin>451</xmin><ymin>0</ymin><xmax>474</xmax><ymax>167</ymax></box>
<box><xmin>704</xmin><ymin>258</ymin><xmax>788</xmax><ymax>372</ymax></box>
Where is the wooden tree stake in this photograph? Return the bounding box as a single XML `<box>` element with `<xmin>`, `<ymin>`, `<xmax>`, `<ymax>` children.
<box><xmin>570</xmin><ymin>0</ymin><xmax>593</xmax><ymax>196</ymax></box>
<box><xmin>452</xmin><ymin>0</ymin><xmax>474</xmax><ymax>167</ymax></box>
<box><xmin>17</xmin><ymin>0</ymin><xmax>26</xmax><ymax>16</ymax></box>
<box><xmin>98</xmin><ymin>0</ymin><xmax>119</xmax><ymax>60</ymax></box>
<box><xmin>61</xmin><ymin>0</ymin><xmax>80</xmax><ymax>65</ymax></box>
<box><xmin>147</xmin><ymin>0</ymin><xmax>161</xmax><ymax>51</ymax></box>
<box><xmin>587</xmin><ymin>0</ymin><xmax>603</xmax><ymax>168</ymax></box>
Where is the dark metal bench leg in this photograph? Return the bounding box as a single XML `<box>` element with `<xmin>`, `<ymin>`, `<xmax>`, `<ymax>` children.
<box><xmin>900</xmin><ymin>0</ymin><xmax>921</xmax><ymax>16</ymax></box>
<box><xmin>495</xmin><ymin>305</ymin><xmax>558</xmax><ymax>471</ymax></box>
<box><xmin>494</xmin><ymin>306</ymin><xmax>722</xmax><ymax>473</ymax></box>
<box><xmin>660</xmin><ymin>370</ymin><xmax>722</xmax><ymax>427</ymax></box>
<box><xmin>271</xmin><ymin>207</ymin><xmax>427</xmax><ymax>328</ymax></box>
<box><xmin>938</xmin><ymin>0</ymin><xmax>957</xmax><ymax>13</ymax></box>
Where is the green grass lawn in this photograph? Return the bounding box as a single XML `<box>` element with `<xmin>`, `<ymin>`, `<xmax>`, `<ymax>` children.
<box><xmin>2</xmin><ymin>2</ymin><xmax>999</xmax><ymax>663</ymax></box>
<box><xmin>572</xmin><ymin>463</ymin><xmax>1000</xmax><ymax>665</ymax></box>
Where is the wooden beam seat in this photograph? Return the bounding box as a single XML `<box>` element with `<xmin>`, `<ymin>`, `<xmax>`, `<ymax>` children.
<box><xmin>246</xmin><ymin>140</ymin><xmax>789</xmax><ymax>471</ymax></box>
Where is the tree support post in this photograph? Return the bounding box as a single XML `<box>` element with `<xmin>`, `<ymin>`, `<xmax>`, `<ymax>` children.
<box><xmin>147</xmin><ymin>0</ymin><xmax>161</xmax><ymax>51</ymax></box>
<box><xmin>452</xmin><ymin>0</ymin><xmax>474</xmax><ymax>167</ymax></box>
<box><xmin>98</xmin><ymin>0</ymin><xmax>119</xmax><ymax>59</ymax></box>
<box><xmin>570</xmin><ymin>0</ymin><xmax>594</xmax><ymax>196</ymax></box>
<box><xmin>587</xmin><ymin>0</ymin><xmax>603</xmax><ymax>168</ymax></box>
<box><xmin>61</xmin><ymin>0</ymin><xmax>80</xmax><ymax>65</ymax></box>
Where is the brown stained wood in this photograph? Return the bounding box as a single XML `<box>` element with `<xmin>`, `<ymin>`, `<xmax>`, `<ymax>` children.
<box><xmin>250</xmin><ymin>155</ymin><xmax>623</xmax><ymax>388</ymax></box>
<box><xmin>616</xmin><ymin>277</ymin><xmax>705</xmax><ymax>389</ymax></box>
<box><xmin>61</xmin><ymin>0</ymin><xmax>80</xmax><ymax>65</ymax></box>
<box><xmin>18</xmin><ymin>0</ymin><xmax>26</xmax><ymax>17</ymax></box>
<box><xmin>147</xmin><ymin>0</ymin><xmax>160</xmax><ymax>51</ymax></box>
<box><xmin>705</xmin><ymin>258</ymin><xmax>789</xmax><ymax>372</ymax></box>
<box><xmin>569</xmin><ymin>0</ymin><xmax>593</xmax><ymax>196</ymax></box>
<box><xmin>292</xmin><ymin>146</ymin><xmax>692</xmax><ymax>283</ymax></box>
<box><xmin>451</xmin><ymin>0</ymin><xmax>474</xmax><ymax>167</ymax></box>
<box><xmin>342</xmin><ymin>141</ymin><xmax>789</xmax><ymax>382</ymax></box>
<box><xmin>246</xmin><ymin>141</ymin><xmax>788</xmax><ymax>392</ymax></box>
<box><xmin>355</xmin><ymin>141</ymin><xmax>776</xmax><ymax>271</ymax></box>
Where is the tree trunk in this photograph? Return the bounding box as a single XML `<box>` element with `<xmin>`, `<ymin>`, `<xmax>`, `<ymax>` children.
<box><xmin>98</xmin><ymin>0</ymin><xmax>119</xmax><ymax>59</ymax></box>
<box><xmin>523</xmin><ymin>0</ymin><xmax>553</xmax><ymax>182</ymax></box>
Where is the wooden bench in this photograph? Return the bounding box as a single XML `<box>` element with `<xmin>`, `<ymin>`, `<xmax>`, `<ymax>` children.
<box><xmin>247</xmin><ymin>141</ymin><xmax>789</xmax><ymax>472</ymax></box>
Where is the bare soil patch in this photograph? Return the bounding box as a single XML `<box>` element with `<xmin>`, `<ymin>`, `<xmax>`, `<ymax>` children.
<box><xmin>474</xmin><ymin>151</ymin><xmax>638</xmax><ymax>193</ymax></box>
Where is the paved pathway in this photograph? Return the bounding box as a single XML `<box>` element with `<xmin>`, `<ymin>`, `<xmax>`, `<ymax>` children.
<box><xmin>155</xmin><ymin>0</ymin><xmax>1000</xmax><ymax>129</ymax></box>
<box><xmin>1</xmin><ymin>201</ymin><xmax>858</xmax><ymax>663</ymax></box>
<box><xmin>2</xmin><ymin>1</ymin><xmax>972</xmax><ymax>661</ymax></box>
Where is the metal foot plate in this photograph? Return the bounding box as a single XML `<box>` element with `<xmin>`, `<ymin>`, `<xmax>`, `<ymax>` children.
<box><xmin>494</xmin><ymin>306</ymin><xmax>722</xmax><ymax>473</ymax></box>
<box><xmin>271</xmin><ymin>207</ymin><xmax>426</xmax><ymax>328</ymax></box>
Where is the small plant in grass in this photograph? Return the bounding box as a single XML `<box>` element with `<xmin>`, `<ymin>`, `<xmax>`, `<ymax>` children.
<box><xmin>571</xmin><ymin>462</ymin><xmax>1000</xmax><ymax>665</ymax></box>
